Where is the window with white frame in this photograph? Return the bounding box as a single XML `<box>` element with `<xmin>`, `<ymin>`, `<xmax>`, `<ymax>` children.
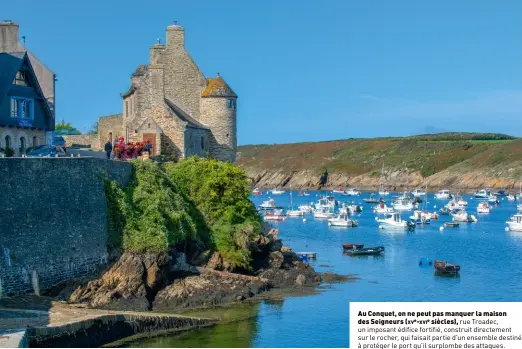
<box><xmin>10</xmin><ymin>97</ymin><xmax>33</xmax><ymax>119</ymax></box>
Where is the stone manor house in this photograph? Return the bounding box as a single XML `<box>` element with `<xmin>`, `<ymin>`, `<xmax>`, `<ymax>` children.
<box><xmin>98</xmin><ymin>23</ymin><xmax>238</xmax><ymax>162</ymax></box>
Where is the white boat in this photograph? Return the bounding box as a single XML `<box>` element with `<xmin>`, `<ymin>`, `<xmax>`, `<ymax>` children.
<box><xmin>518</xmin><ymin>204</ymin><xmax>522</xmax><ymax>212</ymax></box>
<box><xmin>252</xmin><ymin>187</ymin><xmax>262</xmax><ymax>195</ymax></box>
<box><xmin>313</xmin><ymin>207</ymin><xmax>335</xmax><ymax>219</ymax></box>
<box><xmin>474</xmin><ymin>189</ymin><xmax>488</xmax><ymax>199</ymax></box>
<box><xmin>298</xmin><ymin>204</ymin><xmax>314</xmax><ymax>213</ymax></box>
<box><xmin>303</xmin><ymin>192</ymin><xmax>310</xmax><ymax>196</ymax></box>
<box><xmin>345</xmin><ymin>188</ymin><xmax>361</xmax><ymax>196</ymax></box>
<box><xmin>259</xmin><ymin>198</ymin><xmax>276</xmax><ymax>209</ymax></box>
<box><xmin>451</xmin><ymin>209</ymin><xmax>477</xmax><ymax>223</ymax></box>
<box><xmin>456</xmin><ymin>196</ymin><xmax>468</xmax><ymax>206</ymax></box>
<box><xmin>411</xmin><ymin>188</ymin><xmax>426</xmax><ymax>197</ymax></box>
<box><xmin>392</xmin><ymin>197</ymin><xmax>416</xmax><ymax>211</ymax></box>
<box><xmin>377</xmin><ymin>212</ymin><xmax>415</xmax><ymax>230</ymax></box>
<box><xmin>506</xmin><ymin>213</ymin><xmax>522</xmax><ymax>231</ymax></box>
<box><xmin>434</xmin><ymin>189</ymin><xmax>452</xmax><ymax>200</ymax></box>
<box><xmin>271</xmin><ymin>188</ymin><xmax>285</xmax><ymax>195</ymax></box>
<box><xmin>333</xmin><ymin>187</ymin><xmax>347</xmax><ymax>194</ymax></box>
<box><xmin>264</xmin><ymin>209</ymin><xmax>286</xmax><ymax>221</ymax></box>
<box><xmin>286</xmin><ymin>192</ymin><xmax>304</xmax><ymax>216</ymax></box>
<box><xmin>477</xmin><ymin>202</ymin><xmax>491</xmax><ymax>214</ymax></box>
<box><xmin>373</xmin><ymin>202</ymin><xmax>394</xmax><ymax>214</ymax></box>
<box><xmin>315</xmin><ymin>196</ymin><xmax>337</xmax><ymax>210</ymax></box>
<box><xmin>328</xmin><ymin>213</ymin><xmax>358</xmax><ymax>227</ymax></box>
<box><xmin>507</xmin><ymin>194</ymin><xmax>516</xmax><ymax>201</ymax></box>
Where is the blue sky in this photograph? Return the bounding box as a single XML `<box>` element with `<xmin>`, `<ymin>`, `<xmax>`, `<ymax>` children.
<box><xmin>5</xmin><ymin>0</ymin><xmax>522</xmax><ymax>144</ymax></box>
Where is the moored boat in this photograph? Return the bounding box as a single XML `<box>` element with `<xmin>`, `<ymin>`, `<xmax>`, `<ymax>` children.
<box><xmin>412</xmin><ymin>188</ymin><xmax>426</xmax><ymax>197</ymax></box>
<box><xmin>259</xmin><ymin>198</ymin><xmax>276</xmax><ymax>209</ymax></box>
<box><xmin>363</xmin><ymin>193</ymin><xmax>381</xmax><ymax>204</ymax></box>
<box><xmin>506</xmin><ymin>213</ymin><xmax>522</xmax><ymax>232</ymax></box>
<box><xmin>333</xmin><ymin>187</ymin><xmax>347</xmax><ymax>194</ymax></box>
<box><xmin>377</xmin><ymin>212</ymin><xmax>415</xmax><ymax>230</ymax></box>
<box><xmin>328</xmin><ymin>214</ymin><xmax>358</xmax><ymax>227</ymax></box>
<box><xmin>346</xmin><ymin>188</ymin><xmax>361</xmax><ymax>196</ymax></box>
<box><xmin>444</xmin><ymin>222</ymin><xmax>459</xmax><ymax>228</ymax></box>
<box><xmin>314</xmin><ymin>207</ymin><xmax>335</xmax><ymax>219</ymax></box>
<box><xmin>474</xmin><ymin>189</ymin><xmax>489</xmax><ymax>199</ymax></box>
<box><xmin>373</xmin><ymin>202</ymin><xmax>394</xmax><ymax>214</ymax></box>
<box><xmin>477</xmin><ymin>202</ymin><xmax>491</xmax><ymax>214</ymax></box>
<box><xmin>439</xmin><ymin>207</ymin><xmax>450</xmax><ymax>215</ymax></box>
<box><xmin>264</xmin><ymin>209</ymin><xmax>286</xmax><ymax>221</ymax></box>
<box><xmin>434</xmin><ymin>260</ymin><xmax>460</xmax><ymax>274</ymax></box>
<box><xmin>298</xmin><ymin>204</ymin><xmax>314</xmax><ymax>213</ymax></box>
<box><xmin>252</xmin><ymin>187</ymin><xmax>262</xmax><ymax>195</ymax></box>
<box><xmin>287</xmin><ymin>209</ymin><xmax>304</xmax><ymax>216</ymax></box>
<box><xmin>409</xmin><ymin>210</ymin><xmax>431</xmax><ymax>225</ymax></box>
<box><xmin>344</xmin><ymin>246</ymin><xmax>385</xmax><ymax>256</ymax></box>
<box><xmin>434</xmin><ymin>189</ymin><xmax>452</xmax><ymax>200</ymax></box>
<box><xmin>451</xmin><ymin>209</ymin><xmax>478</xmax><ymax>223</ymax></box>
<box><xmin>392</xmin><ymin>197</ymin><xmax>416</xmax><ymax>211</ymax></box>
<box><xmin>271</xmin><ymin>188</ymin><xmax>286</xmax><ymax>195</ymax></box>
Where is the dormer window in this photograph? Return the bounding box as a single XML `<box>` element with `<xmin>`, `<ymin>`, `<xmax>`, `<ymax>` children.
<box><xmin>227</xmin><ymin>99</ymin><xmax>236</xmax><ymax>110</ymax></box>
<box><xmin>13</xmin><ymin>71</ymin><xmax>31</xmax><ymax>87</ymax></box>
<box><xmin>10</xmin><ymin>97</ymin><xmax>33</xmax><ymax>119</ymax></box>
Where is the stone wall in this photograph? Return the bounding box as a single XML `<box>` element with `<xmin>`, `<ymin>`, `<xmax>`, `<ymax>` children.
<box><xmin>184</xmin><ymin>127</ymin><xmax>208</xmax><ymax>158</ymax></box>
<box><xmin>0</xmin><ymin>128</ymin><xmax>46</xmax><ymax>155</ymax></box>
<box><xmin>200</xmin><ymin>97</ymin><xmax>237</xmax><ymax>162</ymax></box>
<box><xmin>98</xmin><ymin>114</ymin><xmax>123</xmax><ymax>146</ymax></box>
<box><xmin>0</xmin><ymin>158</ymin><xmax>133</xmax><ymax>297</ymax></box>
<box><xmin>63</xmin><ymin>134</ymin><xmax>99</xmax><ymax>149</ymax></box>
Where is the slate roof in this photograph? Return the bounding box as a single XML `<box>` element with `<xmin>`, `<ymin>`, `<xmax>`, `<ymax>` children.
<box><xmin>164</xmin><ymin>98</ymin><xmax>209</xmax><ymax>130</ymax></box>
<box><xmin>201</xmin><ymin>73</ymin><xmax>237</xmax><ymax>98</ymax></box>
<box><xmin>132</xmin><ymin>65</ymin><xmax>148</xmax><ymax>77</ymax></box>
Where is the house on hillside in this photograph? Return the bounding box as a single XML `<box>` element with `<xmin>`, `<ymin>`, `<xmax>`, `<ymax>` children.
<box><xmin>97</xmin><ymin>23</ymin><xmax>238</xmax><ymax>162</ymax></box>
<box><xmin>0</xmin><ymin>52</ymin><xmax>54</xmax><ymax>155</ymax></box>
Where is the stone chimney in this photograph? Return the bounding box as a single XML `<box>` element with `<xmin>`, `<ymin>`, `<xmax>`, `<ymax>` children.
<box><xmin>166</xmin><ymin>23</ymin><xmax>184</xmax><ymax>49</ymax></box>
<box><xmin>150</xmin><ymin>42</ymin><xmax>166</xmax><ymax>64</ymax></box>
<box><xmin>0</xmin><ymin>20</ymin><xmax>23</xmax><ymax>52</ymax></box>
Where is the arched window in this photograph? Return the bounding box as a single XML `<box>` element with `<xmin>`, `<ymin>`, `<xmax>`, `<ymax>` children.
<box><xmin>5</xmin><ymin>135</ymin><xmax>11</xmax><ymax>149</ymax></box>
<box><xmin>19</xmin><ymin>137</ymin><xmax>26</xmax><ymax>154</ymax></box>
<box><xmin>33</xmin><ymin>136</ymin><xmax>38</xmax><ymax>146</ymax></box>
<box><xmin>201</xmin><ymin>136</ymin><xmax>205</xmax><ymax>150</ymax></box>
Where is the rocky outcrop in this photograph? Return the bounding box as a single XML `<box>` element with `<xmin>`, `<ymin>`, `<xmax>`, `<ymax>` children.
<box><xmin>243</xmin><ymin>167</ymin><xmax>522</xmax><ymax>192</ymax></box>
<box><xmin>68</xmin><ymin>228</ymin><xmax>323</xmax><ymax>312</ymax></box>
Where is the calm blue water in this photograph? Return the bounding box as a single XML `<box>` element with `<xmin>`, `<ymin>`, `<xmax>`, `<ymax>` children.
<box><xmin>131</xmin><ymin>191</ymin><xmax>522</xmax><ymax>348</ymax></box>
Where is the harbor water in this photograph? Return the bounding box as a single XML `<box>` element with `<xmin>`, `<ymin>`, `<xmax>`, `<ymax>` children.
<box><xmin>129</xmin><ymin>191</ymin><xmax>522</xmax><ymax>348</ymax></box>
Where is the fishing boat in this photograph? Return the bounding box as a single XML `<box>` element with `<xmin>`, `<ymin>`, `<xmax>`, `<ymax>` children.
<box><xmin>506</xmin><ymin>213</ymin><xmax>522</xmax><ymax>232</ymax></box>
<box><xmin>328</xmin><ymin>214</ymin><xmax>358</xmax><ymax>227</ymax></box>
<box><xmin>392</xmin><ymin>197</ymin><xmax>416</xmax><ymax>211</ymax></box>
<box><xmin>373</xmin><ymin>202</ymin><xmax>394</xmax><ymax>214</ymax></box>
<box><xmin>271</xmin><ymin>188</ymin><xmax>285</xmax><ymax>195</ymax></box>
<box><xmin>259</xmin><ymin>198</ymin><xmax>276</xmax><ymax>209</ymax></box>
<box><xmin>411</xmin><ymin>188</ymin><xmax>426</xmax><ymax>197</ymax></box>
<box><xmin>487</xmin><ymin>195</ymin><xmax>499</xmax><ymax>205</ymax></box>
<box><xmin>434</xmin><ymin>189</ymin><xmax>452</xmax><ymax>200</ymax></box>
<box><xmin>252</xmin><ymin>187</ymin><xmax>262</xmax><ymax>195</ymax></box>
<box><xmin>344</xmin><ymin>246</ymin><xmax>385</xmax><ymax>256</ymax></box>
<box><xmin>314</xmin><ymin>207</ymin><xmax>335</xmax><ymax>219</ymax></box>
<box><xmin>434</xmin><ymin>260</ymin><xmax>460</xmax><ymax>274</ymax></box>
<box><xmin>303</xmin><ymin>192</ymin><xmax>310</xmax><ymax>196</ymax></box>
<box><xmin>409</xmin><ymin>210</ymin><xmax>431</xmax><ymax>225</ymax></box>
<box><xmin>444</xmin><ymin>222</ymin><xmax>460</xmax><ymax>228</ymax></box>
<box><xmin>363</xmin><ymin>193</ymin><xmax>381</xmax><ymax>204</ymax></box>
<box><xmin>298</xmin><ymin>204</ymin><xmax>314</xmax><ymax>213</ymax></box>
<box><xmin>477</xmin><ymin>202</ymin><xmax>491</xmax><ymax>214</ymax></box>
<box><xmin>315</xmin><ymin>196</ymin><xmax>337</xmax><ymax>210</ymax></box>
<box><xmin>507</xmin><ymin>194</ymin><xmax>516</xmax><ymax>201</ymax></box>
<box><xmin>264</xmin><ymin>209</ymin><xmax>286</xmax><ymax>221</ymax></box>
<box><xmin>345</xmin><ymin>188</ymin><xmax>361</xmax><ymax>196</ymax></box>
<box><xmin>377</xmin><ymin>212</ymin><xmax>415</xmax><ymax>230</ymax></box>
<box><xmin>342</xmin><ymin>203</ymin><xmax>363</xmax><ymax>215</ymax></box>
<box><xmin>445</xmin><ymin>197</ymin><xmax>466</xmax><ymax>211</ymax></box>
<box><xmin>451</xmin><ymin>209</ymin><xmax>478</xmax><ymax>223</ymax></box>
<box><xmin>474</xmin><ymin>189</ymin><xmax>489</xmax><ymax>199</ymax></box>
<box><xmin>342</xmin><ymin>243</ymin><xmax>364</xmax><ymax>250</ymax></box>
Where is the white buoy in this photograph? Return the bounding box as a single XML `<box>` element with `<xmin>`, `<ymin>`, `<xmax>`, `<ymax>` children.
<box><xmin>434</xmin><ymin>205</ymin><xmax>437</xmax><ymax>209</ymax></box>
<box><xmin>440</xmin><ymin>226</ymin><xmax>444</xmax><ymax>231</ymax></box>
<box><xmin>505</xmin><ymin>227</ymin><xmax>510</xmax><ymax>232</ymax></box>
<box><xmin>375</xmin><ymin>217</ymin><xmax>379</xmax><ymax>221</ymax></box>
<box><xmin>303</xmin><ymin>218</ymin><xmax>307</xmax><ymax>222</ymax></box>
<box><xmin>379</xmin><ymin>225</ymin><xmax>383</xmax><ymax>229</ymax></box>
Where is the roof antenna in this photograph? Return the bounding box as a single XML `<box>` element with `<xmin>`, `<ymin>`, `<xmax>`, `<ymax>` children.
<box><xmin>173</xmin><ymin>20</ymin><xmax>178</xmax><ymax>25</ymax></box>
<box><xmin>21</xmin><ymin>36</ymin><xmax>26</xmax><ymax>50</ymax></box>
<box><xmin>157</xmin><ymin>37</ymin><xmax>161</xmax><ymax>44</ymax></box>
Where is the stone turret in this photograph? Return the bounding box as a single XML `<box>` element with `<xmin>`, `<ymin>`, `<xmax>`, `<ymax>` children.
<box><xmin>166</xmin><ymin>23</ymin><xmax>184</xmax><ymax>48</ymax></box>
<box><xmin>200</xmin><ymin>73</ymin><xmax>237</xmax><ymax>162</ymax></box>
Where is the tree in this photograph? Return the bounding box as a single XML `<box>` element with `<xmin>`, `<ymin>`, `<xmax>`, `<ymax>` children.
<box><xmin>55</xmin><ymin>119</ymin><xmax>81</xmax><ymax>135</ymax></box>
<box><xmin>87</xmin><ymin>121</ymin><xmax>98</xmax><ymax>135</ymax></box>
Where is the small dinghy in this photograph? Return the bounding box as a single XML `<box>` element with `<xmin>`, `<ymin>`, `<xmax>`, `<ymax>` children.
<box><xmin>434</xmin><ymin>260</ymin><xmax>460</xmax><ymax>274</ymax></box>
<box><xmin>342</xmin><ymin>243</ymin><xmax>364</xmax><ymax>250</ymax></box>
<box><xmin>439</xmin><ymin>207</ymin><xmax>450</xmax><ymax>215</ymax></box>
<box><xmin>344</xmin><ymin>246</ymin><xmax>384</xmax><ymax>256</ymax></box>
<box><xmin>363</xmin><ymin>193</ymin><xmax>381</xmax><ymax>204</ymax></box>
<box><xmin>444</xmin><ymin>222</ymin><xmax>460</xmax><ymax>228</ymax></box>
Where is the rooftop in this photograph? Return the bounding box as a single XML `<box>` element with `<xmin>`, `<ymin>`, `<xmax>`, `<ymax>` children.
<box><xmin>201</xmin><ymin>74</ymin><xmax>237</xmax><ymax>98</ymax></box>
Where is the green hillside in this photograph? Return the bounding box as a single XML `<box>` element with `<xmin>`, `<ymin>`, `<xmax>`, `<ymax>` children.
<box><xmin>237</xmin><ymin>133</ymin><xmax>521</xmax><ymax>179</ymax></box>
